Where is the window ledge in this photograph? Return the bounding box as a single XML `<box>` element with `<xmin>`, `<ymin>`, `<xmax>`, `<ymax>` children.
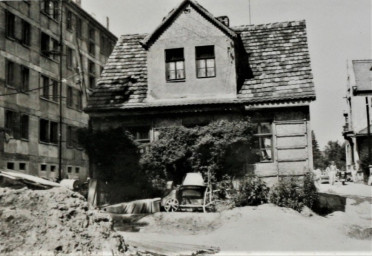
<box><xmin>40</xmin><ymin>97</ymin><xmax>59</xmax><ymax>104</ymax></box>
<box><xmin>39</xmin><ymin>141</ymin><xmax>58</xmax><ymax>146</ymax></box>
<box><xmin>196</xmin><ymin>75</ymin><xmax>216</xmax><ymax>79</ymax></box>
<box><xmin>41</xmin><ymin>55</ymin><xmax>60</xmax><ymax>64</ymax></box>
<box><xmin>40</xmin><ymin>11</ymin><xmax>59</xmax><ymax>23</ymax></box>
<box><xmin>67</xmin><ymin>106</ymin><xmax>83</xmax><ymax>112</ymax></box>
<box><xmin>166</xmin><ymin>79</ymin><xmax>186</xmax><ymax>83</ymax></box>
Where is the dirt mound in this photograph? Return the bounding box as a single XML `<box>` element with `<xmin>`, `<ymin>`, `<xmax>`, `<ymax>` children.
<box><xmin>0</xmin><ymin>187</ymin><xmax>126</xmax><ymax>255</ymax></box>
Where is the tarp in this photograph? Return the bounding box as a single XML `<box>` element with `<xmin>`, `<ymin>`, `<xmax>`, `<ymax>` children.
<box><xmin>103</xmin><ymin>198</ymin><xmax>161</xmax><ymax>214</ymax></box>
<box><xmin>0</xmin><ymin>169</ymin><xmax>60</xmax><ymax>188</ymax></box>
<box><xmin>182</xmin><ymin>172</ymin><xmax>205</xmax><ymax>186</ymax></box>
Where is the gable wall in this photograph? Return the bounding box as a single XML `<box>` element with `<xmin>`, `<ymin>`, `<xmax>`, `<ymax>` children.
<box><xmin>147</xmin><ymin>4</ymin><xmax>237</xmax><ymax>101</ymax></box>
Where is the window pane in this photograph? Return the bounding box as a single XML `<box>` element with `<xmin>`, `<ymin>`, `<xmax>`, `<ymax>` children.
<box><xmin>167</xmin><ymin>62</ymin><xmax>175</xmax><ymax>71</ymax></box>
<box><xmin>67</xmin><ymin>87</ymin><xmax>73</xmax><ymax>107</ymax></box>
<box><xmin>50</xmin><ymin>122</ymin><xmax>58</xmax><ymax>144</ymax></box>
<box><xmin>176</xmin><ymin>61</ymin><xmax>184</xmax><ymax>70</ymax></box>
<box><xmin>21</xmin><ymin>115</ymin><xmax>29</xmax><ymax>139</ymax></box>
<box><xmin>206</xmin><ymin>59</ymin><xmax>215</xmax><ymax>68</ymax></box>
<box><xmin>259</xmin><ymin>123</ymin><xmax>272</xmax><ymax>134</ymax></box>
<box><xmin>7</xmin><ymin>61</ymin><xmax>14</xmax><ymax>86</ymax></box>
<box><xmin>168</xmin><ymin>70</ymin><xmax>176</xmax><ymax>80</ymax></box>
<box><xmin>21</xmin><ymin>67</ymin><xmax>29</xmax><ymax>91</ymax></box>
<box><xmin>40</xmin><ymin>119</ymin><xmax>49</xmax><ymax>142</ymax></box>
<box><xmin>197</xmin><ymin>68</ymin><xmax>206</xmax><ymax>78</ymax></box>
<box><xmin>197</xmin><ymin>59</ymin><xmax>206</xmax><ymax>69</ymax></box>
<box><xmin>260</xmin><ymin>149</ymin><xmax>272</xmax><ymax>161</ymax></box>
<box><xmin>42</xmin><ymin>76</ymin><xmax>49</xmax><ymax>99</ymax></box>
<box><xmin>207</xmin><ymin>67</ymin><xmax>215</xmax><ymax>77</ymax></box>
<box><xmin>52</xmin><ymin>81</ymin><xmax>58</xmax><ymax>102</ymax></box>
<box><xmin>263</xmin><ymin>137</ymin><xmax>272</xmax><ymax>148</ymax></box>
<box><xmin>176</xmin><ymin>69</ymin><xmax>185</xmax><ymax>79</ymax></box>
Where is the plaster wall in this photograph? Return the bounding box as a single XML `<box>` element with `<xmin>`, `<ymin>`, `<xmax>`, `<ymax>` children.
<box><xmin>147</xmin><ymin>3</ymin><xmax>237</xmax><ymax>101</ymax></box>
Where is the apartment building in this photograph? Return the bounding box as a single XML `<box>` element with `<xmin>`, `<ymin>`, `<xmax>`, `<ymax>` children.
<box><xmin>0</xmin><ymin>0</ymin><xmax>117</xmax><ymax>181</ymax></box>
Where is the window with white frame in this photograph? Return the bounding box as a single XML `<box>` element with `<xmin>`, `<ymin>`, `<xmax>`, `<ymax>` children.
<box><xmin>195</xmin><ymin>45</ymin><xmax>215</xmax><ymax>78</ymax></box>
<box><xmin>256</xmin><ymin>122</ymin><xmax>273</xmax><ymax>162</ymax></box>
<box><xmin>165</xmin><ymin>48</ymin><xmax>185</xmax><ymax>81</ymax></box>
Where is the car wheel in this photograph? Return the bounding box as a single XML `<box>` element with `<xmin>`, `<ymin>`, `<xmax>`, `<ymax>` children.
<box><xmin>164</xmin><ymin>198</ymin><xmax>179</xmax><ymax>212</ymax></box>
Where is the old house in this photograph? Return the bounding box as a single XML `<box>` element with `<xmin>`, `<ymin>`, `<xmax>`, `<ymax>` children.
<box><xmin>86</xmin><ymin>0</ymin><xmax>316</xmax><ymax>183</ymax></box>
<box><xmin>343</xmin><ymin>59</ymin><xmax>372</xmax><ymax>176</ymax></box>
<box><xmin>0</xmin><ymin>0</ymin><xmax>117</xmax><ymax>181</ymax></box>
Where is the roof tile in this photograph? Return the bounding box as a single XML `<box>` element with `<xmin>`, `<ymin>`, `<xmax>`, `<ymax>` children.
<box><xmin>87</xmin><ymin>20</ymin><xmax>315</xmax><ymax>111</ymax></box>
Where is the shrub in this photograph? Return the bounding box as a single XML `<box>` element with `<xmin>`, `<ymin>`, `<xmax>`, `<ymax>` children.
<box><xmin>269</xmin><ymin>173</ymin><xmax>318</xmax><ymax>212</ymax></box>
<box><xmin>78</xmin><ymin>127</ymin><xmax>162</xmax><ymax>203</ymax></box>
<box><xmin>234</xmin><ymin>175</ymin><xmax>269</xmax><ymax>207</ymax></box>
<box><xmin>140</xmin><ymin>119</ymin><xmax>258</xmax><ymax>184</ymax></box>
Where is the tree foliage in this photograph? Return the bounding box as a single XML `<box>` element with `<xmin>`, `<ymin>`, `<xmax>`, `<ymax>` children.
<box><xmin>78</xmin><ymin>127</ymin><xmax>159</xmax><ymax>203</ymax></box>
<box><xmin>140</xmin><ymin>119</ymin><xmax>258</xmax><ymax>184</ymax></box>
<box><xmin>312</xmin><ymin>131</ymin><xmax>326</xmax><ymax>169</ymax></box>
<box><xmin>323</xmin><ymin>140</ymin><xmax>346</xmax><ymax>170</ymax></box>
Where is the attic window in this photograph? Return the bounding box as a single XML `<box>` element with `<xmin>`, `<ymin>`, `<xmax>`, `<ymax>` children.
<box><xmin>196</xmin><ymin>46</ymin><xmax>215</xmax><ymax>78</ymax></box>
<box><xmin>165</xmin><ymin>48</ymin><xmax>185</xmax><ymax>81</ymax></box>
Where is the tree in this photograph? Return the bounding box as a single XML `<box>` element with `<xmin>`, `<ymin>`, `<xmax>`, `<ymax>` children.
<box><xmin>140</xmin><ymin>119</ymin><xmax>258</xmax><ymax>184</ymax></box>
<box><xmin>78</xmin><ymin>127</ymin><xmax>159</xmax><ymax>203</ymax></box>
<box><xmin>312</xmin><ymin>131</ymin><xmax>326</xmax><ymax>169</ymax></box>
<box><xmin>323</xmin><ymin>140</ymin><xmax>346</xmax><ymax>170</ymax></box>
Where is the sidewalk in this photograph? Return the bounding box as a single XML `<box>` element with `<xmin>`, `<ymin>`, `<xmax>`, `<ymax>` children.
<box><xmin>317</xmin><ymin>182</ymin><xmax>372</xmax><ymax>199</ymax></box>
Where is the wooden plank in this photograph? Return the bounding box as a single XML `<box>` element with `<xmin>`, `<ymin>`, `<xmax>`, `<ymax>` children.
<box><xmin>276</xmin><ymin>136</ymin><xmax>307</xmax><ymax>148</ymax></box>
<box><xmin>276</xmin><ymin>122</ymin><xmax>306</xmax><ymax>136</ymax></box>
<box><xmin>277</xmin><ymin>148</ymin><xmax>307</xmax><ymax>161</ymax></box>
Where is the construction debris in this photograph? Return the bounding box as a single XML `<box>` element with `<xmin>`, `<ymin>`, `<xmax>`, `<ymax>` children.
<box><xmin>0</xmin><ymin>186</ymin><xmax>126</xmax><ymax>255</ymax></box>
<box><xmin>0</xmin><ymin>169</ymin><xmax>60</xmax><ymax>189</ymax></box>
<box><xmin>103</xmin><ymin>198</ymin><xmax>161</xmax><ymax>214</ymax></box>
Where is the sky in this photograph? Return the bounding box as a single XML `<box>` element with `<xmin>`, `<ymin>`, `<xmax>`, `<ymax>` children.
<box><xmin>83</xmin><ymin>0</ymin><xmax>371</xmax><ymax>149</ymax></box>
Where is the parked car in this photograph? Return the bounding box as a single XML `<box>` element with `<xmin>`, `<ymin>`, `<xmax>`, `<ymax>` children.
<box><xmin>161</xmin><ymin>172</ymin><xmax>214</xmax><ymax>212</ymax></box>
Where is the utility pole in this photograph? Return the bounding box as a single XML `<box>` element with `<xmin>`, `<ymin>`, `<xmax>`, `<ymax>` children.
<box><xmin>58</xmin><ymin>0</ymin><xmax>64</xmax><ymax>182</ymax></box>
<box><xmin>366</xmin><ymin>97</ymin><xmax>371</xmax><ymax>165</ymax></box>
<box><xmin>248</xmin><ymin>0</ymin><xmax>252</xmax><ymax>25</ymax></box>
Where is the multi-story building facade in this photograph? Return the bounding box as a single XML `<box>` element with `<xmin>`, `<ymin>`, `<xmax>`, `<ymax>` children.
<box><xmin>0</xmin><ymin>0</ymin><xmax>117</xmax><ymax>181</ymax></box>
<box><xmin>343</xmin><ymin>59</ymin><xmax>372</xmax><ymax>178</ymax></box>
<box><xmin>86</xmin><ymin>0</ymin><xmax>316</xmax><ymax>186</ymax></box>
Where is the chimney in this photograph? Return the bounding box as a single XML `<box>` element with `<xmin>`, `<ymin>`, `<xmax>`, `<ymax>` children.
<box><xmin>216</xmin><ymin>16</ymin><xmax>229</xmax><ymax>27</ymax></box>
<box><xmin>106</xmin><ymin>16</ymin><xmax>110</xmax><ymax>30</ymax></box>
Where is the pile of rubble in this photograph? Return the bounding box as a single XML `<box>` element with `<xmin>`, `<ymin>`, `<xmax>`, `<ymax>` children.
<box><xmin>0</xmin><ymin>187</ymin><xmax>126</xmax><ymax>255</ymax></box>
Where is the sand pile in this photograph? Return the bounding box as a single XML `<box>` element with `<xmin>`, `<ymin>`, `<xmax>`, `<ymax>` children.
<box><xmin>0</xmin><ymin>187</ymin><xmax>126</xmax><ymax>255</ymax></box>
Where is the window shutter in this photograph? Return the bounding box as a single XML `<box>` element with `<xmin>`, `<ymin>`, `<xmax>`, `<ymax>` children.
<box><xmin>14</xmin><ymin>16</ymin><xmax>23</xmax><ymax>41</ymax></box>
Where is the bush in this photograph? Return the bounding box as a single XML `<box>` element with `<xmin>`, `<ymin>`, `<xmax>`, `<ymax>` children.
<box><xmin>78</xmin><ymin>127</ymin><xmax>162</xmax><ymax>203</ymax></box>
<box><xmin>234</xmin><ymin>175</ymin><xmax>269</xmax><ymax>207</ymax></box>
<box><xmin>140</xmin><ymin>119</ymin><xmax>258</xmax><ymax>184</ymax></box>
<box><xmin>269</xmin><ymin>173</ymin><xmax>318</xmax><ymax>212</ymax></box>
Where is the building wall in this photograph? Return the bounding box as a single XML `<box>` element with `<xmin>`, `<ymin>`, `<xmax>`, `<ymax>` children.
<box><xmin>0</xmin><ymin>1</ymin><xmax>116</xmax><ymax>181</ymax></box>
<box><xmin>90</xmin><ymin>105</ymin><xmax>312</xmax><ymax>184</ymax></box>
<box><xmin>343</xmin><ymin>61</ymin><xmax>372</xmax><ymax>171</ymax></box>
<box><xmin>147</xmin><ymin>3</ymin><xmax>237</xmax><ymax>101</ymax></box>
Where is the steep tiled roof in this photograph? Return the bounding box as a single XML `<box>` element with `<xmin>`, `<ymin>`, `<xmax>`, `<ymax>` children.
<box><xmin>87</xmin><ymin>20</ymin><xmax>315</xmax><ymax>112</ymax></box>
<box><xmin>88</xmin><ymin>34</ymin><xmax>147</xmax><ymax>109</ymax></box>
<box><xmin>235</xmin><ymin>20</ymin><xmax>314</xmax><ymax>102</ymax></box>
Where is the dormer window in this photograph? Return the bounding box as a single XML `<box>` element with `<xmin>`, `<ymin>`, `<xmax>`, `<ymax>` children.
<box><xmin>196</xmin><ymin>45</ymin><xmax>215</xmax><ymax>78</ymax></box>
<box><xmin>165</xmin><ymin>48</ymin><xmax>185</xmax><ymax>81</ymax></box>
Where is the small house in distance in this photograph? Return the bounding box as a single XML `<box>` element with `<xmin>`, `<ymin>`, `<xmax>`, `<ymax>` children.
<box><xmin>85</xmin><ymin>0</ymin><xmax>316</xmax><ymax>184</ymax></box>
